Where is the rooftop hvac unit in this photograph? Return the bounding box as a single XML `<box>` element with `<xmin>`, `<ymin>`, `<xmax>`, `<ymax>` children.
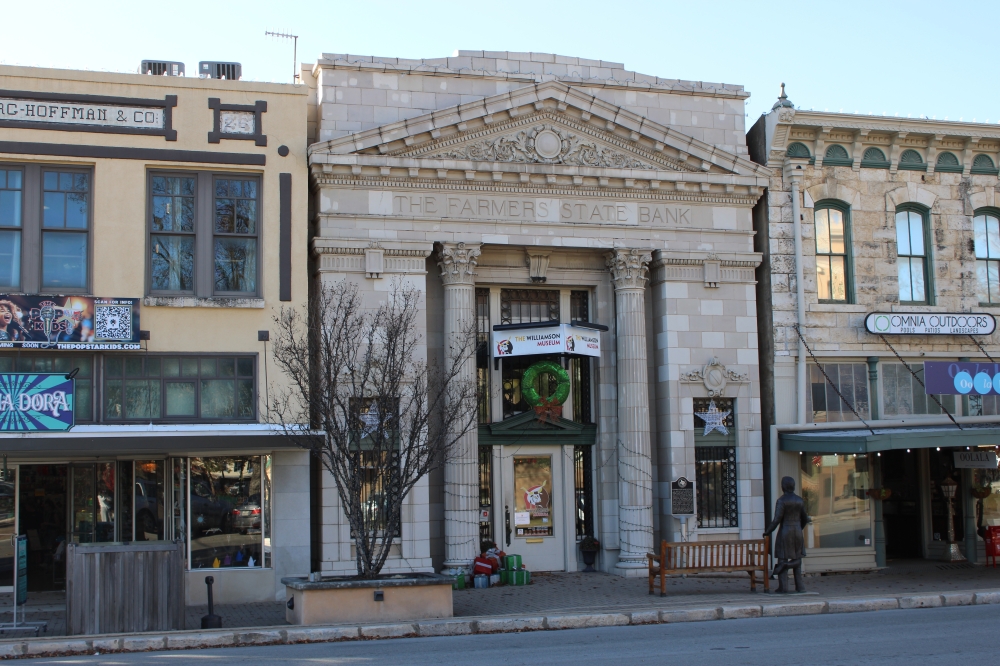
<box><xmin>139</xmin><ymin>60</ymin><xmax>185</xmax><ymax>76</ymax></box>
<box><xmin>199</xmin><ymin>61</ymin><xmax>242</xmax><ymax>80</ymax></box>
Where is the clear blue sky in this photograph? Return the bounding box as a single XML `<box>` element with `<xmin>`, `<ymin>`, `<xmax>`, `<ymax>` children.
<box><xmin>1</xmin><ymin>0</ymin><xmax>996</xmax><ymax>125</ymax></box>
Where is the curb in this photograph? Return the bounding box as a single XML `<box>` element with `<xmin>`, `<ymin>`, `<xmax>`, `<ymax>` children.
<box><xmin>2</xmin><ymin>588</ymin><xmax>999</xmax><ymax>659</ymax></box>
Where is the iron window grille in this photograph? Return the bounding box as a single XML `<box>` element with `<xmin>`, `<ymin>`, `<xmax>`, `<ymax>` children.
<box><xmin>574</xmin><ymin>445</ymin><xmax>594</xmax><ymax>539</ymax></box>
<box><xmin>694</xmin><ymin>397</ymin><xmax>738</xmax><ymax>528</ymax></box>
<box><xmin>499</xmin><ymin>288</ymin><xmax>559</xmax><ymax>325</ymax></box>
<box><xmin>476</xmin><ymin>288</ymin><xmax>490</xmax><ymax>424</ymax></box>
<box><xmin>479</xmin><ymin>444</ymin><xmax>494</xmax><ymax>545</ymax></box>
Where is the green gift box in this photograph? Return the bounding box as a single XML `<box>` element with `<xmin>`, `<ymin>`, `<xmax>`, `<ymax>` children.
<box><xmin>510</xmin><ymin>569</ymin><xmax>530</xmax><ymax>586</ymax></box>
<box><xmin>500</xmin><ymin>570</ymin><xmax>510</xmax><ymax>584</ymax></box>
<box><xmin>453</xmin><ymin>573</ymin><xmax>466</xmax><ymax>590</ymax></box>
<box><xmin>503</xmin><ymin>554</ymin><xmax>522</xmax><ymax>570</ymax></box>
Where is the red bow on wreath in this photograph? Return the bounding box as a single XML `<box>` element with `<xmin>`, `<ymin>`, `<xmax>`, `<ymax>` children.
<box><xmin>534</xmin><ymin>396</ymin><xmax>563</xmax><ymax>424</ymax></box>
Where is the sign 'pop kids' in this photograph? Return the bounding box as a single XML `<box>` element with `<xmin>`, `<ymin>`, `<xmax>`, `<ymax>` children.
<box><xmin>0</xmin><ymin>374</ymin><xmax>75</xmax><ymax>432</ymax></box>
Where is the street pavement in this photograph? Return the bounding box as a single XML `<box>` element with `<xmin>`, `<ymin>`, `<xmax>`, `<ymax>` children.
<box><xmin>16</xmin><ymin>603</ymin><xmax>1000</xmax><ymax>665</ymax></box>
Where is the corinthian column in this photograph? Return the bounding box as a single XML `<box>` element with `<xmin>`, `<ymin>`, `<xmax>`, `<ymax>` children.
<box><xmin>437</xmin><ymin>241</ymin><xmax>482</xmax><ymax>575</ymax></box>
<box><xmin>606</xmin><ymin>248</ymin><xmax>654</xmax><ymax>574</ymax></box>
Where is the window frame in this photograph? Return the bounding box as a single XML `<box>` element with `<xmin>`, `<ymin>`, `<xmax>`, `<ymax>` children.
<box><xmin>0</xmin><ymin>163</ymin><xmax>94</xmax><ymax>295</ymax></box>
<box><xmin>973</xmin><ymin>207</ymin><xmax>1000</xmax><ymax>306</ymax></box>
<box><xmin>813</xmin><ymin>199</ymin><xmax>854</xmax><ymax>304</ymax></box>
<box><xmin>145</xmin><ymin>170</ymin><xmax>263</xmax><ymax>299</ymax></box>
<box><xmin>894</xmin><ymin>204</ymin><xmax>933</xmax><ymax>305</ymax></box>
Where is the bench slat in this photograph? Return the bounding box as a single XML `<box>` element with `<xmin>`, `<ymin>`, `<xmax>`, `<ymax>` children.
<box><xmin>647</xmin><ymin>537</ymin><xmax>770</xmax><ymax>597</ymax></box>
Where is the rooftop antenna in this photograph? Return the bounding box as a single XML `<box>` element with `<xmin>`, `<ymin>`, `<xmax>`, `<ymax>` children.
<box><xmin>265</xmin><ymin>30</ymin><xmax>299</xmax><ymax>84</ymax></box>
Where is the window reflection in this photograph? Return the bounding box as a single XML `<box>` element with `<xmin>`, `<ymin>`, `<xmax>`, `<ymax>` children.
<box><xmin>188</xmin><ymin>456</ymin><xmax>265</xmax><ymax>569</ymax></box>
<box><xmin>800</xmin><ymin>453</ymin><xmax>871</xmax><ymax>548</ymax></box>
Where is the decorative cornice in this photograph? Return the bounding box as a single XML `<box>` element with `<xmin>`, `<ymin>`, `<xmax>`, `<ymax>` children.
<box><xmin>311</xmin><ymin>246</ymin><xmax>431</xmax><ymax>257</ymax></box>
<box><xmin>437</xmin><ymin>242</ymin><xmax>481</xmax><ymax>286</ymax></box>
<box><xmin>606</xmin><ymin>248</ymin><xmax>652</xmax><ymax>290</ymax></box>
<box><xmin>775</xmin><ymin>110</ymin><xmax>1000</xmax><ymax>141</ymax></box>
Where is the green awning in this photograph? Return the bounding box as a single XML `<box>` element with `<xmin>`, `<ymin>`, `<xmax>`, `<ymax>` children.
<box><xmin>779</xmin><ymin>423</ymin><xmax>1000</xmax><ymax>454</ymax></box>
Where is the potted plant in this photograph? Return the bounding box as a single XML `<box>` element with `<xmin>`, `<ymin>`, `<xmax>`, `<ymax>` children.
<box><xmin>578</xmin><ymin>535</ymin><xmax>600</xmax><ymax>572</ymax></box>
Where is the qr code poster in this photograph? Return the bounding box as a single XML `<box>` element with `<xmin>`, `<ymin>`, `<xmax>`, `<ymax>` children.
<box><xmin>0</xmin><ymin>295</ymin><xmax>140</xmax><ymax>350</ymax></box>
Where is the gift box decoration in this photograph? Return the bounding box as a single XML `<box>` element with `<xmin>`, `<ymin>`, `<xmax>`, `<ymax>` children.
<box><xmin>452</xmin><ymin>573</ymin><xmax>466</xmax><ymax>590</ymax></box>
<box><xmin>474</xmin><ymin>574</ymin><xmax>489</xmax><ymax>589</ymax></box>
<box><xmin>503</xmin><ymin>554</ymin><xmax>522</xmax><ymax>570</ymax></box>
<box><xmin>509</xmin><ymin>569</ymin><xmax>531</xmax><ymax>586</ymax></box>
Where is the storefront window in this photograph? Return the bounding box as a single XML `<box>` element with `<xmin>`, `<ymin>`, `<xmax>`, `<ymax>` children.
<box><xmin>0</xmin><ymin>354</ymin><xmax>94</xmax><ymax>422</ymax></box>
<box><xmin>514</xmin><ymin>456</ymin><xmax>553</xmax><ymax>537</ymax></box>
<box><xmin>800</xmin><ymin>453</ymin><xmax>871</xmax><ymax>548</ymax></box>
<box><xmin>881</xmin><ymin>363</ymin><xmax>955</xmax><ymax>417</ymax></box>
<box><xmin>188</xmin><ymin>456</ymin><xmax>268</xmax><ymax>569</ymax></box>
<box><xmin>806</xmin><ymin>363</ymin><xmax>869</xmax><ymax>423</ymax></box>
<box><xmin>973</xmin><ymin>465</ymin><xmax>1000</xmax><ymax>529</ymax></box>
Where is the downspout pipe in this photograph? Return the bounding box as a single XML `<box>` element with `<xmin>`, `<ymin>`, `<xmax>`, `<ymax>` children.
<box><xmin>790</xmin><ymin>166</ymin><xmax>806</xmax><ymax>425</ymax></box>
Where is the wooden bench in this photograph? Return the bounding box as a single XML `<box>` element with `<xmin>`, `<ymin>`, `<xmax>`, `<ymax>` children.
<box><xmin>646</xmin><ymin>537</ymin><xmax>770</xmax><ymax>597</ymax></box>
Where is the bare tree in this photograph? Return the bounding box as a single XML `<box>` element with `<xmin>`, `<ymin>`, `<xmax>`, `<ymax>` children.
<box><xmin>270</xmin><ymin>279</ymin><xmax>478</xmax><ymax>579</ymax></box>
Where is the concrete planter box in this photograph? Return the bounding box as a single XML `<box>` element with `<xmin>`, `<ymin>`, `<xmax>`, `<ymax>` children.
<box><xmin>281</xmin><ymin>573</ymin><xmax>453</xmax><ymax>625</ymax></box>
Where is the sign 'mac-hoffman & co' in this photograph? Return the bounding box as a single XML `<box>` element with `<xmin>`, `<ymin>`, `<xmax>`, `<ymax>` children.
<box><xmin>0</xmin><ymin>89</ymin><xmax>177</xmax><ymax>140</ymax></box>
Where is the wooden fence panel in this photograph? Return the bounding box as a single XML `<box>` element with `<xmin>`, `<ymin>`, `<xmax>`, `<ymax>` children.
<box><xmin>66</xmin><ymin>541</ymin><xmax>184</xmax><ymax>636</ymax></box>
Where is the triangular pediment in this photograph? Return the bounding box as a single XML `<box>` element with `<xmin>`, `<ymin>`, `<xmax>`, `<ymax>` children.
<box><xmin>391</xmin><ymin>110</ymin><xmax>686</xmax><ymax>171</ymax></box>
<box><xmin>309</xmin><ymin>80</ymin><xmax>767</xmax><ymax>178</ymax></box>
<box><xmin>477</xmin><ymin>410</ymin><xmax>598</xmax><ymax>447</ymax></box>
<box><xmin>488</xmin><ymin>410</ymin><xmax>586</xmax><ymax>432</ymax></box>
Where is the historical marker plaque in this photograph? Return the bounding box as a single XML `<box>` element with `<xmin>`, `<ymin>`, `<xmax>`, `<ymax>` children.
<box><xmin>671</xmin><ymin>477</ymin><xmax>695</xmax><ymax>516</ymax></box>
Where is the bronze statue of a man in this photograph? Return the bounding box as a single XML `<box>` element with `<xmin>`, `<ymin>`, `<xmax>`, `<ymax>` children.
<box><xmin>764</xmin><ymin>476</ymin><xmax>812</xmax><ymax>593</ymax></box>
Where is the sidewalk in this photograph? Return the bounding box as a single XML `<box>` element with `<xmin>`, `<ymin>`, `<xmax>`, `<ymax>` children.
<box><xmin>0</xmin><ymin>560</ymin><xmax>998</xmax><ymax>657</ymax></box>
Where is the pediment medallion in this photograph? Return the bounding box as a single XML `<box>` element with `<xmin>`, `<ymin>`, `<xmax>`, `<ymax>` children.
<box><xmin>392</xmin><ymin>111</ymin><xmax>692</xmax><ymax>172</ymax></box>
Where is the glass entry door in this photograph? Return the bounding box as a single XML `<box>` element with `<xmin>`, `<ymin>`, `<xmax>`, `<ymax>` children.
<box><xmin>501</xmin><ymin>446</ymin><xmax>571</xmax><ymax>571</ymax></box>
<box><xmin>70</xmin><ymin>463</ymin><xmax>116</xmax><ymax>544</ymax></box>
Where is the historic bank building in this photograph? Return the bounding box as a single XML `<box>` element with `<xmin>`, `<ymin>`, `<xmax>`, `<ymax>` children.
<box><xmin>306</xmin><ymin>51</ymin><xmax>769</xmax><ymax>575</ymax></box>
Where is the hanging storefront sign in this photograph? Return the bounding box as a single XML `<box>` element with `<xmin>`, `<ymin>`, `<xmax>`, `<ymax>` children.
<box><xmin>865</xmin><ymin>312</ymin><xmax>996</xmax><ymax>336</ymax></box>
<box><xmin>0</xmin><ymin>295</ymin><xmax>140</xmax><ymax>350</ymax></box>
<box><xmin>492</xmin><ymin>324</ymin><xmax>601</xmax><ymax>358</ymax></box>
<box><xmin>0</xmin><ymin>374</ymin><xmax>75</xmax><ymax>432</ymax></box>
<box><xmin>924</xmin><ymin>361</ymin><xmax>1000</xmax><ymax>396</ymax></box>
<box><xmin>954</xmin><ymin>451</ymin><xmax>999</xmax><ymax>469</ymax></box>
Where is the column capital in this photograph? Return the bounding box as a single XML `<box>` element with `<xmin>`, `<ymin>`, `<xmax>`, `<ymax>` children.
<box><xmin>437</xmin><ymin>242</ymin><xmax>481</xmax><ymax>286</ymax></box>
<box><xmin>606</xmin><ymin>248</ymin><xmax>652</xmax><ymax>290</ymax></box>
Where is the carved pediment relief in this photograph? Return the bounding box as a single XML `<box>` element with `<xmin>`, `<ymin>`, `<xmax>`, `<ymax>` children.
<box><xmin>391</xmin><ymin>111</ymin><xmax>691</xmax><ymax>172</ymax></box>
<box><xmin>679</xmin><ymin>356</ymin><xmax>749</xmax><ymax>397</ymax></box>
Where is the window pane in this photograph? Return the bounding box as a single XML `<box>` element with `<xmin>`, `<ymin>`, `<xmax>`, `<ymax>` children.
<box><xmin>188</xmin><ymin>457</ymin><xmax>264</xmax><ymax>569</ymax></box>
<box><xmin>910</xmin><ymin>258</ymin><xmax>925</xmax><ymax>302</ymax></box>
<box><xmin>815</xmin><ymin>209</ymin><xmax>831</xmax><ymax>254</ymax></box>
<box><xmin>106</xmin><ymin>356</ymin><xmax>123</xmax><ymax>376</ymax></box>
<box><xmin>65</xmin><ymin>193</ymin><xmax>88</xmax><ymax>229</ymax></box>
<box><xmin>152</xmin><ymin>176</ymin><xmax>195</xmax><ymax>232</ymax></box>
<box><xmin>43</xmin><ymin>192</ymin><xmax>65</xmax><ymax>228</ymax></box>
<box><xmin>908</xmin><ymin>214</ymin><xmax>924</xmax><ymax>256</ymax></box>
<box><xmin>0</xmin><ymin>230</ymin><xmax>20</xmax><ymax>290</ymax></box>
<box><xmin>125</xmin><ymin>357</ymin><xmax>143</xmax><ymax>377</ymax></box>
<box><xmin>989</xmin><ymin>217</ymin><xmax>1000</xmax><ymax>259</ymax></box>
<box><xmin>200</xmin><ymin>358</ymin><xmax>216</xmax><ymax>378</ymax></box>
<box><xmin>42</xmin><ymin>232</ymin><xmax>87</xmax><ymax>289</ymax></box>
<box><xmin>166</xmin><ymin>382</ymin><xmax>196</xmax><ymax>417</ymax></box>
<box><xmin>237</xmin><ymin>358</ymin><xmax>253</xmax><ymax>377</ymax></box>
<box><xmin>214</xmin><ymin>238</ymin><xmax>256</xmax><ymax>293</ymax></box>
<box><xmin>219</xmin><ymin>358</ymin><xmax>235</xmax><ymax>378</ymax></box>
<box><xmin>134</xmin><ymin>461</ymin><xmax>165</xmax><ymax>541</ymax></box>
<box><xmin>976</xmin><ymin>261</ymin><xmax>989</xmax><ymax>302</ymax></box>
<box><xmin>125</xmin><ymin>379</ymin><xmax>161</xmax><ymax>419</ymax></box>
<box><xmin>990</xmin><ymin>262</ymin><xmax>1000</xmax><ymax>305</ymax></box>
<box><xmin>975</xmin><ymin>217</ymin><xmax>988</xmax><ymax>258</ymax></box>
<box><xmin>181</xmin><ymin>358</ymin><xmax>198</xmax><ymax>377</ymax></box>
<box><xmin>831</xmin><ymin>256</ymin><xmax>846</xmax><ymax>302</ymax></box>
<box><xmin>817</xmin><ymin>256</ymin><xmax>831</xmax><ymax>300</ymax></box>
<box><xmin>898</xmin><ymin>260</ymin><xmax>912</xmax><ymax>301</ymax></box>
<box><xmin>828</xmin><ymin>209</ymin><xmax>845</xmax><ymax>254</ymax></box>
<box><xmin>151</xmin><ymin>235</ymin><xmax>194</xmax><ymax>291</ymax></box>
<box><xmin>201</xmin><ymin>380</ymin><xmax>235</xmax><ymax>418</ymax></box>
<box><xmin>163</xmin><ymin>357</ymin><xmax>180</xmax><ymax>377</ymax></box>
<box><xmin>105</xmin><ymin>380</ymin><xmax>123</xmax><ymax>419</ymax></box>
<box><xmin>895</xmin><ymin>212</ymin><xmax>911</xmax><ymax>255</ymax></box>
<box><xmin>800</xmin><ymin>454</ymin><xmax>871</xmax><ymax>548</ymax></box>
<box><xmin>0</xmin><ymin>189</ymin><xmax>22</xmax><ymax>227</ymax></box>
<box><xmin>238</xmin><ymin>379</ymin><xmax>254</xmax><ymax>418</ymax></box>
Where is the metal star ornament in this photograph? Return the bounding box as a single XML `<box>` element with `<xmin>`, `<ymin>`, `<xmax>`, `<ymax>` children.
<box><xmin>695</xmin><ymin>400</ymin><xmax>731</xmax><ymax>436</ymax></box>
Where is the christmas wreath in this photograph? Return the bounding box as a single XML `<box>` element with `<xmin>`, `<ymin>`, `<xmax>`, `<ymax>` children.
<box><xmin>521</xmin><ymin>360</ymin><xmax>571</xmax><ymax>422</ymax></box>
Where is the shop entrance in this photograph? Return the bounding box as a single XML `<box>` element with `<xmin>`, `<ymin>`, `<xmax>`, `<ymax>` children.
<box><xmin>501</xmin><ymin>446</ymin><xmax>572</xmax><ymax>572</ymax></box>
<box><xmin>881</xmin><ymin>450</ymin><xmax>922</xmax><ymax>559</ymax></box>
<box><xmin>18</xmin><ymin>465</ymin><xmax>69</xmax><ymax>592</ymax></box>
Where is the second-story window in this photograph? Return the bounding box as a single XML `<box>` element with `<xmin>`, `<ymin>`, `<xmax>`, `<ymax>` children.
<box><xmin>814</xmin><ymin>203</ymin><xmax>850</xmax><ymax>303</ymax></box>
<box><xmin>895</xmin><ymin>207</ymin><xmax>929</xmax><ymax>304</ymax></box>
<box><xmin>974</xmin><ymin>210</ymin><xmax>1000</xmax><ymax>305</ymax></box>
<box><xmin>148</xmin><ymin>172</ymin><xmax>260</xmax><ymax>297</ymax></box>
<box><xmin>0</xmin><ymin>169</ymin><xmax>21</xmax><ymax>290</ymax></box>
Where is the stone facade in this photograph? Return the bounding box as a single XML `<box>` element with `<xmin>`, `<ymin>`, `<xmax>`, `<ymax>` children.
<box><xmin>307</xmin><ymin>52</ymin><xmax>768</xmax><ymax>577</ymax></box>
<box><xmin>749</xmin><ymin>90</ymin><xmax>1000</xmax><ymax>571</ymax></box>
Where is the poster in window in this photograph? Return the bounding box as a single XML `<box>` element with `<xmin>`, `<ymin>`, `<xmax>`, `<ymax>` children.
<box><xmin>0</xmin><ymin>295</ymin><xmax>140</xmax><ymax>350</ymax></box>
<box><xmin>514</xmin><ymin>456</ymin><xmax>553</xmax><ymax>537</ymax></box>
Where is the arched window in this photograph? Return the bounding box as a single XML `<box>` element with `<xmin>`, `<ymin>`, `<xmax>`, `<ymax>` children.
<box><xmin>823</xmin><ymin>145</ymin><xmax>852</xmax><ymax>166</ymax></box>
<box><xmin>814</xmin><ymin>201</ymin><xmax>852</xmax><ymax>302</ymax></box>
<box><xmin>898</xmin><ymin>150</ymin><xmax>925</xmax><ymax>171</ymax></box>
<box><xmin>973</xmin><ymin>208</ymin><xmax>1000</xmax><ymax>304</ymax></box>
<box><xmin>936</xmin><ymin>152</ymin><xmax>962</xmax><ymax>173</ymax></box>
<box><xmin>895</xmin><ymin>206</ymin><xmax>930</xmax><ymax>304</ymax></box>
<box><xmin>786</xmin><ymin>142</ymin><xmax>811</xmax><ymax>158</ymax></box>
<box><xmin>861</xmin><ymin>147</ymin><xmax>889</xmax><ymax>168</ymax></box>
<box><xmin>972</xmin><ymin>154</ymin><xmax>999</xmax><ymax>176</ymax></box>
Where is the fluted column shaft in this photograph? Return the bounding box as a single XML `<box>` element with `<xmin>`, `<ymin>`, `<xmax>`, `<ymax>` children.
<box><xmin>607</xmin><ymin>249</ymin><xmax>654</xmax><ymax>571</ymax></box>
<box><xmin>438</xmin><ymin>242</ymin><xmax>482</xmax><ymax>573</ymax></box>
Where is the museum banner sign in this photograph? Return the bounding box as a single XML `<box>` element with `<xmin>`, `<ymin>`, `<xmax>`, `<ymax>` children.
<box><xmin>492</xmin><ymin>324</ymin><xmax>601</xmax><ymax>359</ymax></box>
<box><xmin>864</xmin><ymin>312</ymin><xmax>996</xmax><ymax>336</ymax></box>
<box><xmin>0</xmin><ymin>295</ymin><xmax>141</xmax><ymax>350</ymax></box>
<box><xmin>0</xmin><ymin>373</ymin><xmax>75</xmax><ymax>432</ymax></box>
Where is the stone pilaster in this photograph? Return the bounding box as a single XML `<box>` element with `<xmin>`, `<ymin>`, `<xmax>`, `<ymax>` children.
<box><xmin>437</xmin><ymin>242</ymin><xmax>482</xmax><ymax>574</ymax></box>
<box><xmin>606</xmin><ymin>248</ymin><xmax>654</xmax><ymax>573</ymax></box>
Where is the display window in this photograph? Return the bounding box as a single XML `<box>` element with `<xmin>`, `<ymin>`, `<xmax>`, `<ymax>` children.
<box><xmin>800</xmin><ymin>453</ymin><xmax>872</xmax><ymax>548</ymax></box>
